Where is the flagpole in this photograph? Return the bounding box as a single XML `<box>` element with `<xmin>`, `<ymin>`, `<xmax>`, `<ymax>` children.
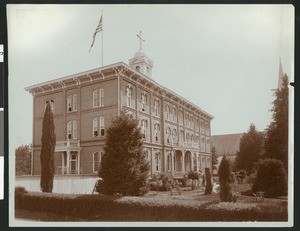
<box><xmin>102</xmin><ymin>10</ymin><xmax>103</xmax><ymax>67</ymax></box>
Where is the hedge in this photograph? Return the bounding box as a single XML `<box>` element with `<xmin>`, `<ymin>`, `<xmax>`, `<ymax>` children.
<box><xmin>15</xmin><ymin>191</ymin><xmax>287</xmax><ymax>222</ymax></box>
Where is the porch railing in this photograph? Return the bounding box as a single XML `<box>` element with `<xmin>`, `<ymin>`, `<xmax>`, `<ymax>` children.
<box><xmin>56</xmin><ymin>166</ymin><xmax>80</xmax><ymax>175</ymax></box>
<box><xmin>55</xmin><ymin>140</ymin><xmax>81</xmax><ymax>151</ymax></box>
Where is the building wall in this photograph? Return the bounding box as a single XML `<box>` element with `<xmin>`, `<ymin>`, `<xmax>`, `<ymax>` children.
<box><xmin>30</xmin><ymin>67</ymin><xmax>212</xmax><ymax>177</ymax></box>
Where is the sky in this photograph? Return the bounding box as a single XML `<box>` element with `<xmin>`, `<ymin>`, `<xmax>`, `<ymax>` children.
<box><xmin>7</xmin><ymin>4</ymin><xmax>294</xmax><ymax>151</ymax></box>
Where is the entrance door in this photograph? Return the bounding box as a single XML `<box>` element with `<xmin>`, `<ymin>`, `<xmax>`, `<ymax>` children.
<box><xmin>69</xmin><ymin>154</ymin><xmax>77</xmax><ymax>174</ymax></box>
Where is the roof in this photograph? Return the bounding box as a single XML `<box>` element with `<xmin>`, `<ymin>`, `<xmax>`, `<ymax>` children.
<box><xmin>212</xmin><ymin>133</ymin><xmax>243</xmax><ymax>156</ymax></box>
<box><xmin>25</xmin><ymin>62</ymin><xmax>214</xmax><ymax>120</ymax></box>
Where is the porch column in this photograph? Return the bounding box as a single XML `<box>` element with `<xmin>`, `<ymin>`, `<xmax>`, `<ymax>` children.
<box><xmin>62</xmin><ymin>152</ymin><xmax>64</xmax><ymax>175</ymax></box>
<box><xmin>77</xmin><ymin>150</ymin><xmax>81</xmax><ymax>175</ymax></box>
<box><xmin>67</xmin><ymin>149</ymin><xmax>70</xmax><ymax>174</ymax></box>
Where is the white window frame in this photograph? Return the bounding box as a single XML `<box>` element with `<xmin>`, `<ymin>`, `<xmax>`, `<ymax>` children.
<box><xmin>100</xmin><ymin>89</ymin><xmax>104</xmax><ymax>106</ymax></box>
<box><xmin>165</xmin><ymin>105</ymin><xmax>170</xmax><ymax>121</ymax></box>
<box><xmin>166</xmin><ymin>127</ymin><xmax>171</xmax><ymax>144</ymax></box>
<box><xmin>73</xmin><ymin>121</ymin><xmax>77</xmax><ymax>139</ymax></box>
<box><xmin>93</xmin><ymin>118</ymin><xmax>98</xmax><ymax>137</ymax></box>
<box><xmin>93</xmin><ymin>89</ymin><xmax>104</xmax><ymax>108</ymax></box>
<box><xmin>126</xmin><ymin>86</ymin><xmax>132</xmax><ymax>107</ymax></box>
<box><xmin>155</xmin><ymin>152</ymin><xmax>160</xmax><ymax>172</ymax></box>
<box><xmin>154</xmin><ymin>99</ymin><xmax>159</xmax><ymax>116</ymax></box>
<box><xmin>100</xmin><ymin>116</ymin><xmax>105</xmax><ymax>136</ymax></box>
<box><xmin>141</xmin><ymin>119</ymin><xmax>147</xmax><ymax>139</ymax></box>
<box><xmin>172</xmin><ymin>108</ymin><xmax>176</xmax><ymax>122</ymax></box>
<box><xmin>154</xmin><ymin>123</ymin><xmax>160</xmax><ymax>142</ymax></box>
<box><xmin>141</xmin><ymin>93</ymin><xmax>147</xmax><ymax>112</ymax></box>
<box><xmin>93</xmin><ymin>89</ymin><xmax>99</xmax><ymax>108</ymax></box>
<box><xmin>167</xmin><ymin>154</ymin><xmax>171</xmax><ymax>171</ymax></box>
<box><xmin>67</xmin><ymin>95</ymin><xmax>72</xmax><ymax>112</ymax></box>
<box><xmin>67</xmin><ymin>121</ymin><xmax>77</xmax><ymax>140</ymax></box>
<box><xmin>93</xmin><ymin>151</ymin><xmax>103</xmax><ymax>173</ymax></box>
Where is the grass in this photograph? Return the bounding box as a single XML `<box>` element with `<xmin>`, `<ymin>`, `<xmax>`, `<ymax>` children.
<box><xmin>15</xmin><ymin>184</ymin><xmax>288</xmax><ymax>222</ymax></box>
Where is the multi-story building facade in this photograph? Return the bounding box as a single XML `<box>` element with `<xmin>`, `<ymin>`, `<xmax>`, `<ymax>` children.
<box><xmin>25</xmin><ymin>46</ymin><xmax>213</xmax><ymax>179</ymax></box>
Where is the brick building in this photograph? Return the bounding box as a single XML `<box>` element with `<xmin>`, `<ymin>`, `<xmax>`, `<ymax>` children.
<box><xmin>25</xmin><ymin>44</ymin><xmax>213</xmax><ymax>179</ymax></box>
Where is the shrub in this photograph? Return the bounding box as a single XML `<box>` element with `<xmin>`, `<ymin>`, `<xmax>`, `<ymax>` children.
<box><xmin>15</xmin><ymin>187</ymin><xmax>27</xmax><ymax>208</ymax></box>
<box><xmin>149</xmin><ymin>173</ymin><xmax>174</xmax><ymax>191</ymax></box>
<box><xmin>218</xmin><ymin>156</ymin><xmax>234</xmax><ymax>201</ymax></box>
<box><xmin>204</xmin><ymin>168</ymin><xmax>212</xmax><ymax>195</ymax></box>
<box><xmin>252</xmin><ymin>159</ymin><xmax>287</xmax><ymax>198</ymax></box>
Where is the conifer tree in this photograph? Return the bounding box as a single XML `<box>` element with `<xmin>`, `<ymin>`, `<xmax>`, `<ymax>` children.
<box><xmin>99</xmin><ymin>111</ymin><xmax>150</xmax><ymax>196</ymax></box>
<box><xmin>235</xmin><ymin>124</ymin><xmax>263</xmax><ymax>173</ymax></box>
<box><xmin>211</xmin><ymin>146</ymin><xmax>218</xmax><ymax>170</ymax></box>
<box><xmin>40</xmin><ymin>101</ymin><xmax>56</xmax><ymax>193</ymax></box>
<box><xmin>218</xmin><ymin>155</ymin><xmax>234</xmax><ymax>201</ymax></box>
<box><xmin>15</xmin><ymin>144</ymin><xmax>31</xmax><ymax>176</ymax></box>
<box><xmin>264</xmin><ymin>75</ymin><xmax>289</xmax><ymax>170</ymax></box>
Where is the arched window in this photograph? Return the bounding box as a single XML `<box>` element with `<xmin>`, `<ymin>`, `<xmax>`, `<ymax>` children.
<box><xmin>185</xmin><ymin>114</ymin><xmax>189</xmax><ymax>127</ymax></box>
<box><xmin>172</xmin><ymin>129</ymin><xmax>177</xmax><ymax>144</ymax></box>
<box><xmin>154</xmin><ymin>99</ymin><xmax>159</xmax><ymax>116</ymax></box>
<box><xmin>93</xmin><ymin>116</ymin><xmax>105</xmax><ymax>137</ymax></box>
<box><xmin>67</xmin><ymin>120</ymin><xmax>77</xmax><ymax>139</ymax></box>
<box><xmin>180</xmin><ymin>130</ymin><xmax>184</xmax><ymax>143</ymax></box>
<box><xmin>141</xmin><ymin>93</ymin><xmax>147</xmax><ymax>112</ymax></box>
<box><xmin>93</xmin><ymin>89</ymin><xmax>104</xmax><ymax>107</ymax></box>
<box><xmin>165</xmin><ymin>105</ymin><xmax>170</xmax><ymax>120</ymax></box>
<box><xmin>126</xmin><ymin>86</ymin><xmax>132</xmax><ymax>107</ymax></box>
<box><xmin>155</xmin><ymin>152</ymin><xmax>160</xmax><ymax>171</ymax></box>
<box><xmin>141</xmin><ymin>119</ymin><xmax>148</xmax><ymax>139</ymax></box>
<box><xmin>166</xmin><ymin>127</ymin><xmax>171</xmax><ymax>144</ymax></box>
<box><xmin>201</xmin><ymin>137</ymin><xmax>205</xmax><ymax>152</ymax></box>
<box><xmin>154</xmin><ymin>123</ymin><xmax>160</xmax><ymax>142</ymax></box>
<box><xmin>172</xmin><ymin>107</ymin><xmax>176</xmax><ymax>122</ymax></box>
<box><xmin>179</xmin><ymin>109</ymin><xmax>184</xmax><ymax>125</ymax></box>
<box><xmin>167</xmin><ymin>153</ymin><xmax>172</xmax><ymax>171</ymax></box>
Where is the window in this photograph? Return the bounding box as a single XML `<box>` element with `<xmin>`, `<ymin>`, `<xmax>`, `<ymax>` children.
<box><xmin>165</xmin><ymin>105</ymin><xmax>170</xmax><ymax>120</ymax></box>
<box><xmin>179</xmin><ymin>109</ymin><xmax>183</xmax><ymax>125</ymax></box>
<box><xmin>45</xmin><ymin>100</ymin><xmax>54</xmax><ymax>113</ymax></box>
<box><xmin>126</xmin><ymin>86</ymin><xmax>132</xmax><ymax>107</ymax></box>
<box><xmin>190</xmin><ymin>116</ymin><xmax>194</xmax><ymax>128</ymax></box>
<box><xmin>67</xmin><ymin>94</ymin><xmax>78</xmax><ymax>112</ymax></box>
<box><xmin>172</xmin><ymin>107</ymin><xmax>176</xmax><ymax>122</ymax></box>
<box><xmin>93</xmin><ymin>151</ymin><xmax>103</xmax><ymax>173</ymax></box>
<box><xmin>93</xmin><ymin>117</ymin><xmax>105</xmax><ymax>137</ymax></box>
<box><xmin>167</xmin><ymin>154</ymin><xmax>171</xmax><ymax>171</ymax></box>
<box><xmin>186</xmin><ymin>133</ymin><xmax>190</xmax><ymax>143</ymax></box>
<box><xmin>141</xmin><ymin>93</ymin><xmax>147</xmax><ymax>112</ymax></box>
<box><xmin>155</xmin><ymin>152</ymin><xmax>160</xmax><ymax>171</ymax></box>
<box><xmin>154</xmin><ymin>99</ymin><xmax>159</xmax><ymax>116</ymax></box>
<box><xmin>180</xmin><ymin>130</ymin><xmax>184</xmax><ymax>142</ymax></box>
<box><xmin>172</xmin><ymin>129</ymin><xmax>177</xmax><ymax>144</ymax></box>
<box><xmin>154</xmin><ymin>123</ymin><xmax>160</xmax><ymax>142</ymax></box>
<box><xmin>100</xmin><ymin>117</ymin><xmax>105</xmax><ymax>136</ymax></box>
<box><xmin>67</xmin><ymin>120</ymin><xmax>77</xmax><ymax>139</ymax></box>
<box><xmin>185</xmin><ymin>114</ymin><xmax>189</xmax><ymax>127</ymax></box>
<box><xmin>93</xmin><ymin>89</ymin><xmax>104</xmax><ymax>107</ymax></box>
<box><xmin>141</xmin><ymin>119</ymin><xmax>148</xmax><ymax>139</ymax></box>
<box><xmin>136</xmin><ymin>66</ymin><xmax>140</xmax><ymax>72</ymax></box>
<box><xmin>93</xmin><ymin>118</ymin><xmax>98</xmax><ymax>137</ymax></box>
<box><xmin>166</xmin><ymin>127</ymin><xmax>171</xmax><ymax>144</ymax></box>
<box><xmin>206</xmin><ymin>139</ymin><xmax>210</xmax><ymax>153</ymax></box>
<box><xmin>201</xmin><ymin>137</ymin><xmax>205</xmax><ymax>152</ymax></box>
<box><xmin>201</xmin><ymin>122</ymin><xmax>204</xmax><ymax>134</ymax></box>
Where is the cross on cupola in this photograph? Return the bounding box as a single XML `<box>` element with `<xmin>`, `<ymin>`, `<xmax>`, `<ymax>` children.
<box><xmin>129</xmin><ymin>30</ymin><xmax>153</xmax><ymax>78</ymax></box>
<box><xmin>137</xmin><ymin>31</ymin><xmax>145</xmax><ymax>51</ymax></box>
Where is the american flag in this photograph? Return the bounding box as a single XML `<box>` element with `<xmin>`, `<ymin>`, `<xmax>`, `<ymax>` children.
<box><xmin>89</xmin><ymin>15</ymin><xmax>103</xmax><ymax>52</ymax></box>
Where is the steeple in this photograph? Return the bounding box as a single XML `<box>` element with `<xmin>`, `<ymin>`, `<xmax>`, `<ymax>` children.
<box><xmin>278</xmin><ymin>58</ymin><xmax>285</xmax><ymax>89</ymax></box>
<box><xmin>129</xmin><ymin>31</ymin><xmax>153</xmax><ymax>78</ymax></box>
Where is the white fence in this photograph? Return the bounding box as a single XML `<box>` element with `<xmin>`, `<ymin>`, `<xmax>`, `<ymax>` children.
<box><xmin>15</xmin><ymin>175</ymin><xmax>99</xmax><ymax>194</ymax></box>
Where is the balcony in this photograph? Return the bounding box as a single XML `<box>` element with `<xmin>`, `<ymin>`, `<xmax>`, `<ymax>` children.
<box><xmin>172</xmin><ymin>141</ymin><xmax>199</xmax><ymax>149</ymax></box>
<box><xmin>55</xmin><ymin>140</ymin><xmax>81</xmax><ymax>152</ymax></box>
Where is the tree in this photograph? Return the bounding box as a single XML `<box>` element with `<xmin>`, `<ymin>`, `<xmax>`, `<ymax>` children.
<box><xmin>40</xmin><ymin>101</ymin><xmax>56</xmax><ymax>193</ymax></box>
<box><xmin>211</xmin><ymin>146</ymin><xmax>218</xmax><ymax>170</ymax></box>
<box><xmin>263</xmin><ymin>75</ymin><xmax>289</xmax><ymax>170</ymax></box>
<box><xmin>99</xmin><ymin>111</ymin><xmax>150</xmax><ymax>196</ymax></box>
<box><xmin>218</xmin><ymin>155</ymin><xmax>234</xmax><ymax>202</ymax></box>
<box><xmin>15</xmin><ymin>144</ymin><xmax>32</xmax><ymax>176</ymax></box>
<box><xmin>235</xmin><ymin>124</ymin><xmax>263</xmax><ymax>173</ymax></box>
<box><xmin>204</xmin><ymin>168</ymin><xmax>212</xmax><ymax>195</ymax></box>
<box><xmin>252</xmin><ymin>159</ymin><xmax>287</xmax><ymax>198</ymax></box>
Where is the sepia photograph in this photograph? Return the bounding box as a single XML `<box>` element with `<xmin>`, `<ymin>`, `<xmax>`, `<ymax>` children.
<box><xmin>7</xmin><ymin>4</ymin><xmax>294</xmax><ymax>227</ymax></box>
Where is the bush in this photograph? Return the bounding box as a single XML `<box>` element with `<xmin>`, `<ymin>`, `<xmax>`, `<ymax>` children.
<box><xmin>252</xmin><ymin>159</ymin><xmax>287</xmax><ymax>198</ymax></box>
<box><xmin>149</xmin><ymin>173</ymin><xmax>174</xmax><ymax>191</ymax></box>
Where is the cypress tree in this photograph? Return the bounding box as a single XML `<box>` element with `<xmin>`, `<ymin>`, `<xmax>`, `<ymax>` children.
<box><xmin>218</xmin><ymin>155</ymin><xmax>234</xmax><ymax>201</ymax></box>
<box><xmin>99</xmin><ymin>111</ymin><xmax>150</xmax><ymax>196</ymax></box>
<box><xmin>40</xmin><ymin>101</ymin><xmax>56</xmax><ymax>193</ymax></box>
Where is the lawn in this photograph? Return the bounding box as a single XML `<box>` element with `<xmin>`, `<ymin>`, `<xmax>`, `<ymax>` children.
<box><xmin>15</xmin><ymin>184</ymin><xmax>288</xmax><ymax>222</ymax></box>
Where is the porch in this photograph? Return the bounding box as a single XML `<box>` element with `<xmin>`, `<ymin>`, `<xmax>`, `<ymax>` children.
<box><xmin>55</xmin><ymin>140</ymin><xmax>82</xmax><ymax>175</ymax></box>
